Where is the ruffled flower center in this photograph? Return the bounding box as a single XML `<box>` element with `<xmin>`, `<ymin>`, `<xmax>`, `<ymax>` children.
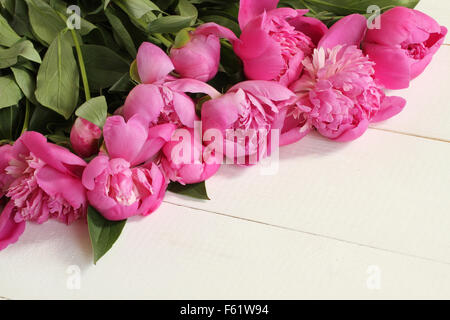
<box><xmin>292</xmin><ymin>45</ymin><xmax>383</xmax><ymax>136</ymax></box>
<box><xmin>105</xmin><ymin>160</ymin><xmax>153</xmax><ymax>206</ymax></box>
<box><xmin>231</xmin><ymin>89</ymin><xmax>278</xmax><ymax>154</ymax></box>
<box><xmin>152</xmin><ymin>86</ymin><xmax>183</xmax><ymax>127</ymax></box>
<box><xmin>5</xmin><ymin>153</ymin><xmax>85</xmax><ymax>225</ymax></box>
<box><xmin>267</xmin><ymin>17</ymin><xmax>314</xmax><ymax>80</ymax></box>
<box><xmin>401</xmin><ymin>42</ymin><xmax>428</xmax><ymax>60</ymax></box>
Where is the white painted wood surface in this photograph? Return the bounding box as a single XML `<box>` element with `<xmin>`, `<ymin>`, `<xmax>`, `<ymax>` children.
<box><xmin>0</xmin><ymin>2</ymin><xmax>449</xmax><ymax>299</ymax></box>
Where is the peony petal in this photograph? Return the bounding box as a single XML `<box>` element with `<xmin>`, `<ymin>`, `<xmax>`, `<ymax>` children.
<box><xmin>238</xmin><ymin>0</ymin><xmax>279</xmax><ymax>29</ymax></box>
<box><xmin>123</xmin><ymin>84</ymin><xmax>164</xmax><ymax>126</ymax></box>
<box><xmin>82</xmin><ymin>155</ymin><xmax>109</xmax><ymax>191</ymax></box>
<box><xmin>234</xmin><ymin>18</ymin><xmax>285</xmax><ymax>80</ymax></box>
<box><xmin>137</xmin><ymin>163</ymin><xmax>167</xmax><ymax>216</ymax></box>
<box><xmin>172</xmin><ymin>92</ymin><xmax>197</xmax><ymax>128</ymax></box>
<box><xmin>201</xmin><ymin>93</ymin><xmax>240</xmax><ymax>134</ymax></box>
<box><xmin>132</xmin><ymin>123</ymin><xmax>176</xmax><ymax>166</ymax></box>
<box><xmin>332</xmin><ymin>119</ymin><xmax>370</xmax><ymax>142</ymax></box>
<box><xmin>365</xmin><ymin>7</ymin><xmax>442</xmax><ymax>46</ymax></box>
<box><xmin>195</xmin><ymin>22</ymin><xmax>238</xmax><ymax>42</ymax></box>
<box><xmin>36</xmin><ymin>165</ymin><xmax>87</xmax><ymax>210</ymax></box>
<box><xmin>20</xmin><ymin>131</ymin><xmax>86</xmax><ymax>177</ymax></box>
<box><xmin>165</xmin><ymin>78</ymin><xmax>221</xmax><ymax>99</ymax></box>
<box><xmin>289</xmin><ymin>15</ymin><xmax>328</xmax><ymax>45</ymax></box>
<box><xmin>318</xmin><ymin>14</ymin><xmax>367</xmax><ymax>50</ymax></box>
<box><xmin>0</xmin><ymin>201</ymin><xmax>26</xmax><ymax>251</ymax></box>
<box><xmin>103</xmin><ymin>115</ymin><xmax>148</xmax><ymax>163</ymax></box>
<box><xmin>363</xmin><ymin>43</ymin><xmax>411</xmax><ymax>89</ymax></box>
<box><xmin>230</xmin><ymin>80</ymin><xmax>296</xmax><ymax>102</ymax></box>
<box><xmin>371</xmin><ymin>96</ymin><xmax>406</xmax><ymax>123</ymax></box>
<box><xmin>137</xmin><ymin>42</ymin><xmax>174</xmax><ymax>84</ymax></box>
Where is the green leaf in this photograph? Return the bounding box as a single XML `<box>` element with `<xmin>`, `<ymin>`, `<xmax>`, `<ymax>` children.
<box><xmin>149</xmin><ymin>15</ymin><xmax>195</xmax><ymax>33</ymax></box>
<box><xmin>168</xmin><ymin>181</ymin><xmax>210</xmax><ymax>200</ymax></box>
<box><xmin>0</xmin><ymin>39</ymin><xmax>42</xmax><ymax>69</ymax></box>
<box><xmin>9</xmin><ymin>0</ymin><xmax>36</xmax><ymax>40</ymax></box>
<box><xmin>280</xmin><ymin>0</ymin><xmax>420</xmax><ymax>16</ymax></box>
<box><xmin>81</xmin><ymin>44</ymin><xmax>130</xmax><ymax>90</ymax></box>
<box><xmin>75</xmin><ymin>96</ymin><xmax>108</xmax><ymax>128</ymax></box>
<box><xmin>108</xmin><ymin>72</ymin><xmax>134</xmax><ymax>93</ymax></box>
<box><xmin>0</xmin><ymin>76</ymin><xmax>24</xmax><ymax>109</ymax></box>
<box><xmin>177</xmin><ymin>0</ymin><xmax>198</xmax><ymax>24</ymax></box>
<box><xmin>0</xmin><ymin>105</ymin><xmax>20</xmax><ymax>140</ymax></box>
<box><xmin>35</xmin><ymin>31</ymin><xmax>80</xmax><ymax>119</ymax></box>
<box><xmin>11</xmin><ymin>67</ymin><xmax>37</xmax><ymax>105</ymax></box>
<box><xmin>105</xmin><ymin>9</ymin><xmax>137</xmax><ymax>58</ymax></box>
<box><xmin>24</xmin><ymin>0</ymin><xmax>66</xmax><ymax>46</ymax></box>
<box><xmin>0</xmin><ymin>13</ymin><xmax>21</xmax><ymax>47</ymax></box>
<box><xmin>113</xmin><ymin>0</ymin><xmax>160</xmax><ymax>19</ymax></box>
<box><xmin>87</xmin><ymin>206</ymin><xmax>126</xmax><ymax>264</ymax></box>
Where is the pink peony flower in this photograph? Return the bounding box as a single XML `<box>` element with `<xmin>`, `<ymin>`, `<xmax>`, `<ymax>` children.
<box><xmin>170</xmin><ymin>23</ymin><xmax>238</xmax><ymax>82</ymax></box>
<box><xmin>82</xmin><ymin>116</ymin><xmax>169</xmax><ymax>221</ymax></box>
<box><xmin>70</xmin><ymin>117</ymin><xmax>102</xmax><ymax>158</ymax></box>
<box><xmin>283</xmin><ymin>14</ymin><xmax>406</xmax><ymax>143</ymax></box>
<box><xmin>161</xmin><ymin>128</ymin><xmax>221</xmax><ymax>185</ymax></box>
<box><xmin>234</xmin><ymin>0</ymin><xmax>327</xmax><ymax>86</ymax></box>
<box><xmin>363</xmin><ymin>7</ymin><xmax>447</xmax><ymax>89</ymax></box>
<box><xmin>0</xmin><ymin>132</ymin><xmax>87</xmax><ymax>250</ymax></box>
<box><xmin>202</xmin><ymin>80</ymin><xmax>295</xmax><ymax>164</ymax></box>
<box><xmin>124</xmin><ymin>42</ymin><xmax>221</xmax><ymax>129</ymax></box>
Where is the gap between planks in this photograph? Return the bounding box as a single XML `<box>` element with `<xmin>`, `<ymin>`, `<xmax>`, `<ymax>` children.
<box><xmin>368</xmin><ymin>127</ymin><xmax>450</xmax><ymax>143</ymax></box>
<box><xmin>162</xmin><ymin>201</ymin><xmax>450</xmax><ymax>267</ymax></box>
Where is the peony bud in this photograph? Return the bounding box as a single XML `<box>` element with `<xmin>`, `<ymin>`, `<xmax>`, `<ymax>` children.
<box><xmin>170</xmin><ymin>23</ymin><xmax>237</xmax><ymax>82</ymax></box>
<box><xmin>70</xmin><ymin>117</ymin><xmax>102</xmax><ymax>158</ymax></box>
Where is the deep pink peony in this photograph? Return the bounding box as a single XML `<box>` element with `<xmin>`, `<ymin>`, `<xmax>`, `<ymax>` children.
<box><xmin>124</xmin><ymin>42</ymin><xmax>221</xmax><ymax>129</ymax></box>
<box><xmin>202</xmin><ymin>80</ymin><xmax>295</xmax><ymax>163</ymax></box>
<box><xmin>363</xmin><ymin>7</ymin><xmax>447</xmax><ymax>89</ymax></box>
<box><xmin>0</xmin><ymin>132</ymin><xmax>87</xmax><ymax>250</ymax></box>
<box><xmin>234</xmin><ymin>0</ymin><xmax>327</xmax><ymax>86</ymax></box>
<box><xmin>161</xmin><ymin>128</ymin><xmax>221</xmax><ymax>185</ymax></box>
<box><xmin>170</xmin><ymin>23</ymin><xmax>238</xmax><ymax>82</ymax></box>
<box><xmin>283</xmin><ymin>14</ymin><xmax>406</xmax><ymax>143</ymax></box>
<box><xmin>70</xmin><ymin>117</ymin><xmax>102</xmax><ymax>158</ymax></box>
<box><xmin>82</xmin><ymin>116</ymin><xmax>169</xmax><ymax>221</ymax></box>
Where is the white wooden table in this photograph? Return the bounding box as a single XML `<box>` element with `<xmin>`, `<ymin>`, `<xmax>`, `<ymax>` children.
<box><xmin>1</xmin><ymin>1</ymin><xmax>449</xmax><ymax>300</ymax></box>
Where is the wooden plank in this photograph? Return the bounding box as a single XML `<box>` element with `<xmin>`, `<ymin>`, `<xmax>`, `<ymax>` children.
<box><xmin>0</xmin><ymin>202</ymin><xmax>449</xmax><ymax>299</ymax></box>
<box><xmin>165</xmin><ymin>130</ymin><xmax>450</xmax><ymax>263</ymax></box>
<box><xmin>370</xmin><ymin>46</ymin><xmax>450</xmax><ymax>141</ymax></box>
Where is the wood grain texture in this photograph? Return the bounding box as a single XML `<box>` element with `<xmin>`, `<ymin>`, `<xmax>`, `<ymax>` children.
<box><xmin>165</xmin><ymin>130</ymin><xmax>450</xmax><ymax>263</ymax></box>
<box><xmin>0</xmin><ymin>0</ymin><xmax>449</xmax><ymax>300</ymax></box>
<box><xmin>0</xmin><ymin>203</ymin><xmax>449</xmax><ymax>299</ymax></box>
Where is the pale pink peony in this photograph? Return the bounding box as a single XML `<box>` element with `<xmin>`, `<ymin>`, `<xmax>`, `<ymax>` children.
<box><xmin>0</xmin><ymin>132</ymin><xmax>87</xmax><ymax>250</ymax></box>
<box><xmin>283</xmin><ymin>15</ymin><xmax>406</xmax><ymax>143</ymax></box>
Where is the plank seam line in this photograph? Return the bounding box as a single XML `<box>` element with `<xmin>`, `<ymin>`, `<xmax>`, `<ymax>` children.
<box><xmin>163</xmin><ymin>201</ymin><xmax>450</xmax><ymax>267</ymax></box>
<box><xmin>369</xmin><ymin>127</ymin><xmax>450</xmax><ymax>143</ymax></box>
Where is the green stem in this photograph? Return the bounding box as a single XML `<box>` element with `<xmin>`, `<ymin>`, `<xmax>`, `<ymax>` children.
<box><xmin>154</xmin><ymin>33</ymin><xmax>173</xmax><ymax>48</ymax></box>
<box><xmin>70</xmin><ymin>28</ymin><xmax>91</xmax><ymax>101</ymax></box>
<box><xmin>21</xmin><ymin>99</ymin><xmax>30</xmax><ymax>134</ymax></box>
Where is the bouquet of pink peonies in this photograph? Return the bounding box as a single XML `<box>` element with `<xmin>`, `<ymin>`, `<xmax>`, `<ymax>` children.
<box><xmin>0</xmin><ymin>0</ymin><xmax>446</xmax><ymax>263</ymax></box>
